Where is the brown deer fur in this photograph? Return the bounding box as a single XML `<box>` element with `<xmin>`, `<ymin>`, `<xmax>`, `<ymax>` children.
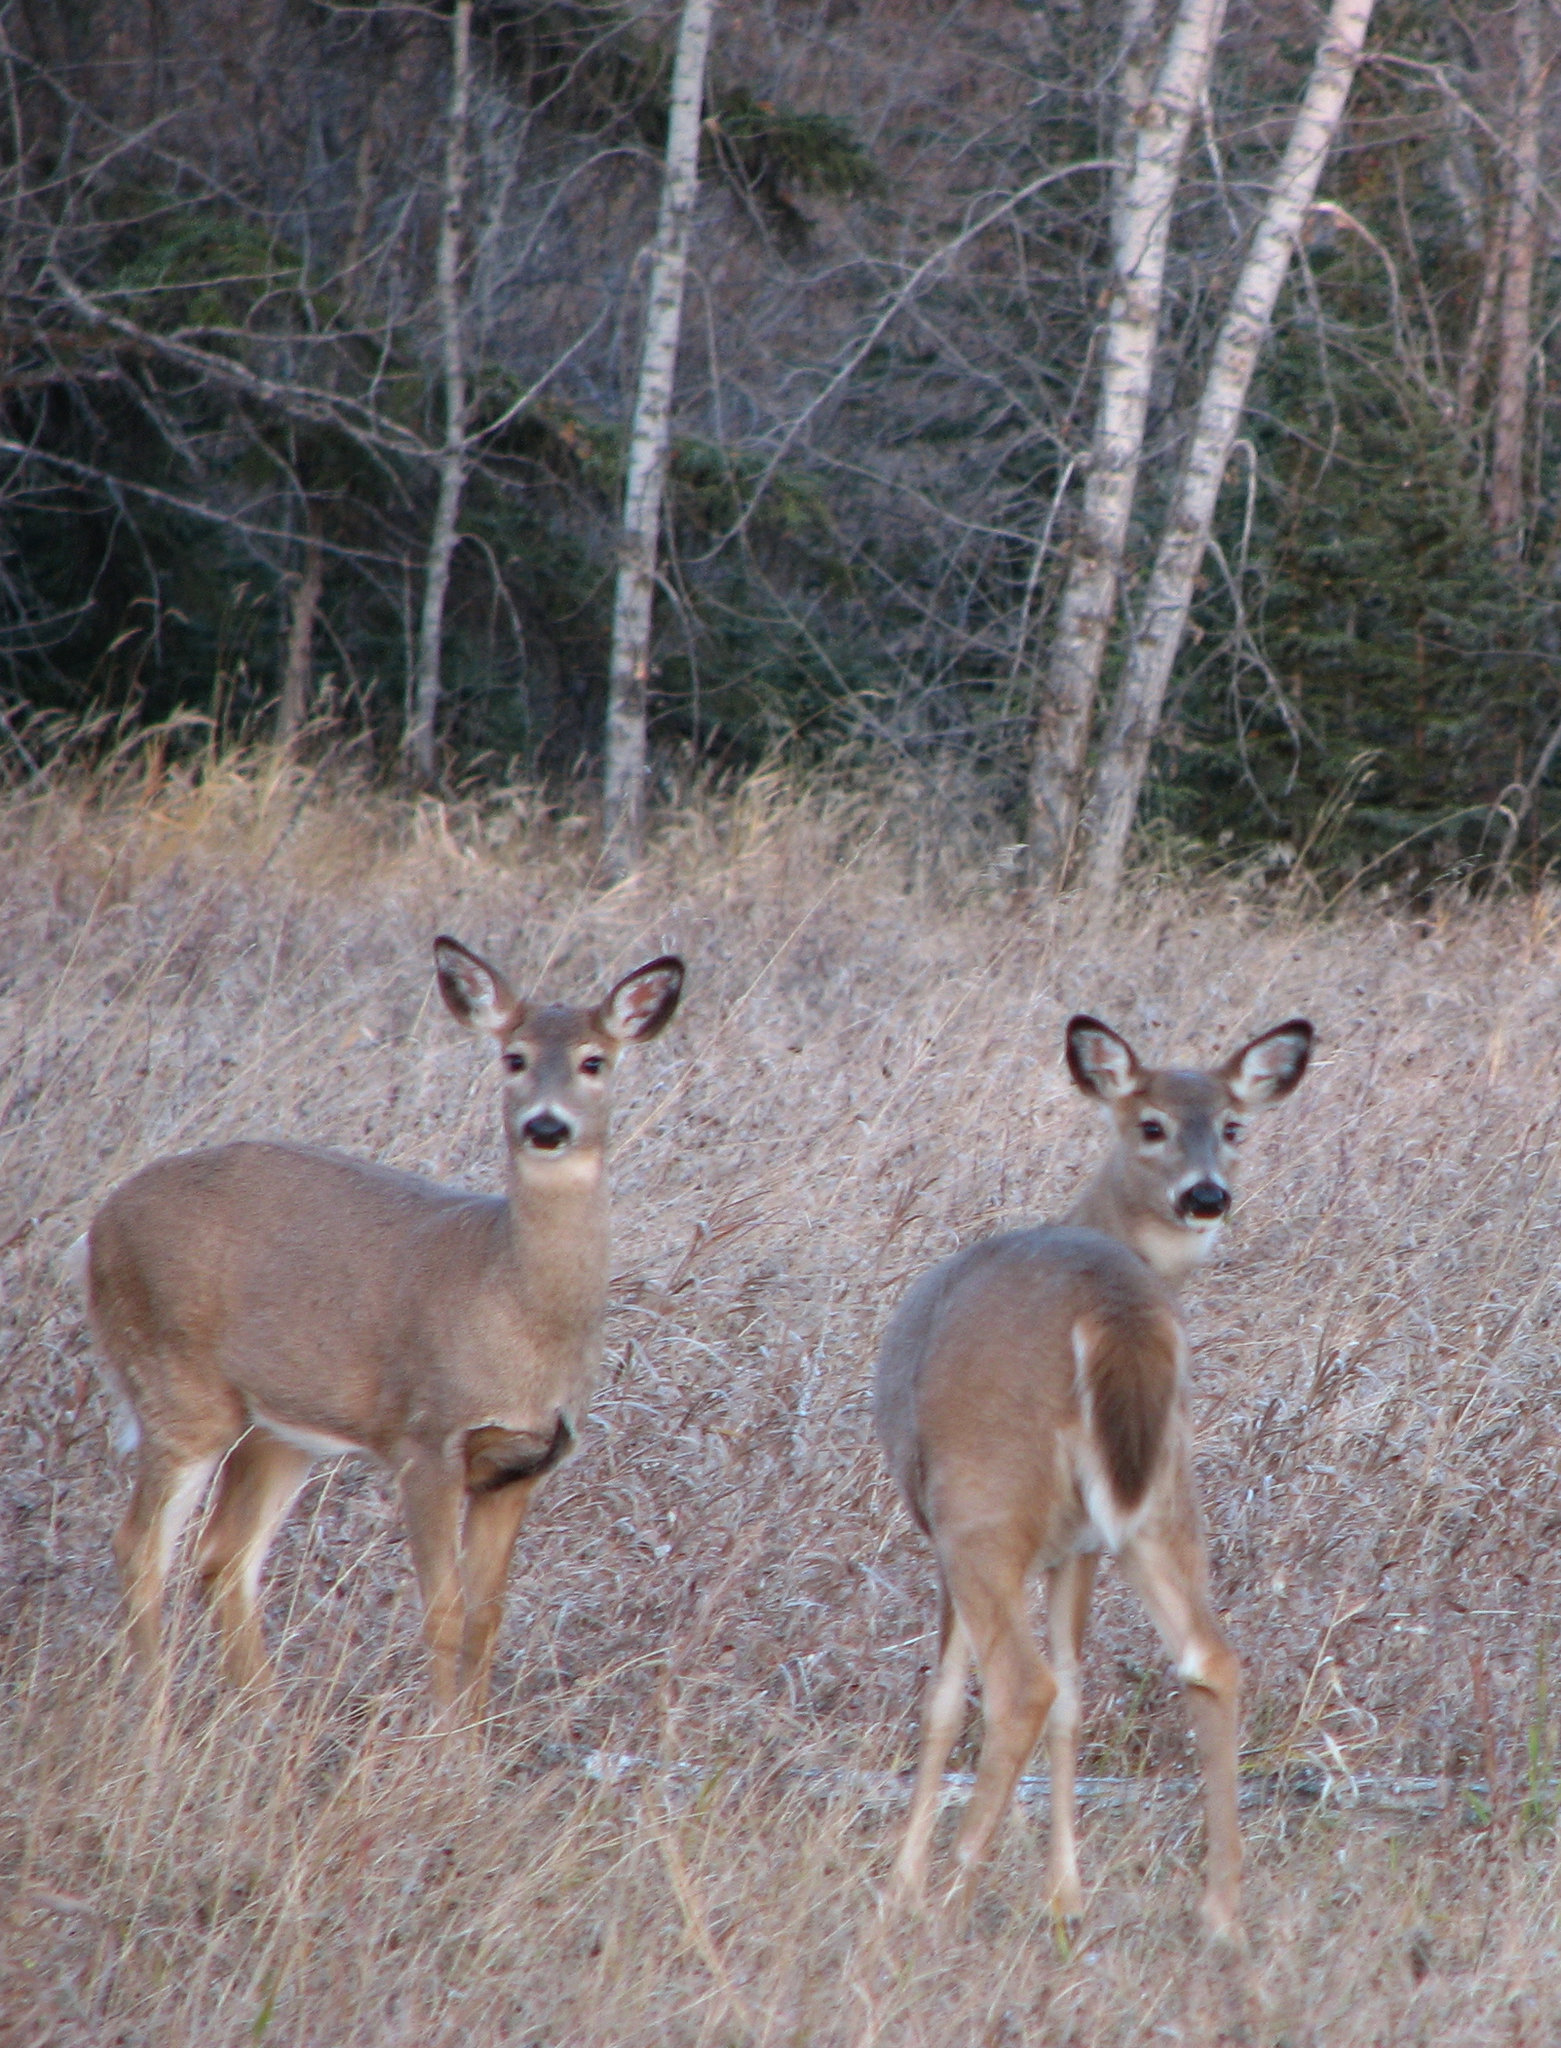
<box><xmin>73</xmin><ymin>938</ymin><xmax>683</xmax><ymax>1715</ymax></box>
<box><xmin>874</xmin><ymin>1013</ymin><xmax>1312</xmax><ymax>1941</ymax></box>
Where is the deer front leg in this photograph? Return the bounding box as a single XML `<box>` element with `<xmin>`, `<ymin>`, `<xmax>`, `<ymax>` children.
<box><xmin>399</xmin><ymin>1454</ymin><xmax>468</xmax><ymax>1713</ymax></box>
<box><xmin>456</xmin><ymin>1473</ymin><xmax>544</xmax><ymax>1718</ymax></box>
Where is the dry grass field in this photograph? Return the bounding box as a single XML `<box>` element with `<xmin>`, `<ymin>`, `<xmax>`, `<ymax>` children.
<box><xmin>3</xmin><ymin>761</ymin><xmax>1561</xmax><ymax>2045</ymax></box>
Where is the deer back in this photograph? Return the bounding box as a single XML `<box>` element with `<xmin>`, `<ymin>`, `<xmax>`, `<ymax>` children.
<box><xmin>84</xmin><ymin>1143</ymin><xmax>547</xmax><ymax>1454</ymax></box>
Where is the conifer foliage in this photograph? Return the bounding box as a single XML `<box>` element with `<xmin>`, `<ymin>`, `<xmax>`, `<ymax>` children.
<box><xmin>3</xmin><ymin>1</ymin><xmax>1559</xmax><ymax>886</ymax></box>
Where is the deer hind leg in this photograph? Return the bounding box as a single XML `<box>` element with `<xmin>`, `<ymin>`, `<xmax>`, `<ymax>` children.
<box><xmin>455</xmin><ymin>1474</ymin><xmax>545</xmax><ymax>1719</ymax></box>
<box><xmin>191</xmin><ymin>1432</ymin><xmax>313</xmax><ymax>1689</ymax></box>
<box><xmin>1118</xmin><ymin>1528</ymin><xmax>1243</xmax><ymax>1943</ymax></box>
<box><xmin>114</xmin><ymin>1445</ymin><xmax>222</xmax><ymax>1677</ymax></box>
<box><xmin>1044</xmin><ymin>1549</ymin><xmax>1098</xmax><ymax>1921</ymax></box>
<box><xmin>946</xmin><ymin>1542</ymin><xmax>1057</xmax><ymax>1900</ymax></box>
<box><xmin>891</xmin><ymin>1580</ymin><xmax>970</xmax><ymax>1902</ymax></box>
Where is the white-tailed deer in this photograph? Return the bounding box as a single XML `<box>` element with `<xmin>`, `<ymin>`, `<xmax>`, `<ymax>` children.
<box><xmin>873</xmin><ymin>1013</ymin><xmax>1312</xmax><ymax>1941</ymax></box>
<box><xmin>72</xmin><ymin>939</ymin><xmax>683</xmax><ymax>1713</ymax></box>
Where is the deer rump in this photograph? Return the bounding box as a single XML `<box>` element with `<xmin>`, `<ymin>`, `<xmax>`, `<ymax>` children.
<box><xmin>876</xmin><ymin>1225</ymin><xmax>1184</xmax><ymax>1558</ymax></box>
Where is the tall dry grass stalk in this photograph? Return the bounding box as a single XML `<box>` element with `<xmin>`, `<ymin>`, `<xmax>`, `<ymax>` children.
<box><xmin>3</xmin><ymin>757</ymin><xmax>1561</xmax><ymax>2043</ymax></box>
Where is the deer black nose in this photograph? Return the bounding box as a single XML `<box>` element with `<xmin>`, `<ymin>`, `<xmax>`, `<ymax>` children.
<box><xmin>523</xmin><ymin>1110</ymin><xmax>573</xmax><ymax>1151</ymax></box>
<box><xmin>1178</xmin><ymin>1179</ymin><xmax>1230</xmax><ymax>1220</ymax></box>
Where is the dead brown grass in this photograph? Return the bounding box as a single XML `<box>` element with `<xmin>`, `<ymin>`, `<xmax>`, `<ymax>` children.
<box><xmin>4</xmin><ymin>758</ymin><xmax>1561</xmax><ymax>2044</ymax></box>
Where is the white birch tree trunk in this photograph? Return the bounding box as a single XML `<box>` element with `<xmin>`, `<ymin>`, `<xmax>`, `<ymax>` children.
<box><xmin>1025</xmin><ymin>0</ymin><xmax>1228</xmax><ymax>887</ymax></box>
<box><xmin>601</xmin><ymin>0</ymin><xmax>718</xmax><ymax>877</ymax></box>
<box><xmin>1077</xmin><ymin>0</ymin><xmax>1378</xmax><ymax>901</ymax></box>
<box><xmin>405</xmin><ymin>0</ymin><xmax>472</xmax><ymax>786</ymax></box>
<box><xmin>1489</xmin><ymin>0</ymin><xmax>1543</xmax><ymax>559</ymax></box>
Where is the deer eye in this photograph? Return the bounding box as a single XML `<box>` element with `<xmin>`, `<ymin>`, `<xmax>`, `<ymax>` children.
<box><xmin>580</xmin><ymin>1053</ymin><xmax>606</xmax><ymax>1076</ymax></box>
<box><xmin>502</xmin><ymin>1050</ymin><xmax>528</xmax><ymax>1074</ymax></box>
<box><xmin>1138</xmin><ymin>1118</ymin><xmax>1167</xmax><ymax>1143</ymax></box>
<box><xmin>1222</xmin><ymin>1121</ymin><xmax>1243</xmax><ymax>1144</ymax></box>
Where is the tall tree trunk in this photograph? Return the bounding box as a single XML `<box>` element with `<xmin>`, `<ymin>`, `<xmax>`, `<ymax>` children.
<box><xmin>1077</xmin><ymin>0</ymin><xmax>1378</xmax><ymax>902</ymax></box>
<box><xmin>405</xmin><ymin>0</ymin><xmax>472</xmax><ymax>787</ymax></box>
<box><xmin>275</xmin><ymin>500</ymin><xmax>325</xmax><ymax>752</ymax></box>
<box><xmin>1454</xmin><ymin>209</ymin><xmax>1506</xmax><ymax>435</ymax></box>
<box><xmin>1489</xmin><ymin>0</ymin><xmax>1543</xmax><ymax>560</ymax></box>
<box><xmin>1024</xmin><ymin>0</ymin><xmax>1228</xmax><ymax>888</ymax></box>
<box><xmin>601</xmin><ymin>0</ymin><xmax>718</xmax><ymax>878</ymax></box>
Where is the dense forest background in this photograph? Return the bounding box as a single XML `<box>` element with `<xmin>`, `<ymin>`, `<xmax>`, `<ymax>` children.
<box><xmin>4</xmin><ymin>0</ymin><xmax>1560</xmax><ymax>885</ymax></box>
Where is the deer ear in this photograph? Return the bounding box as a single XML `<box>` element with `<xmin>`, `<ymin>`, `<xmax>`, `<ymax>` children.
<box><xmin>1066</xmin><ymin>1016</ymin><xmax>1142</xmax><ymax>1101</ymax></box>
<box><xmin>434</xmin><ymin>937</ymin><xmax>518</xmax><ymax>1037</ymax></box>
<box><xmin>1223</xmin><ymin>1019</ymin><xmax>1313</xmax><ymax>1105</ymax></box>
<box><xmin>599</xmin><ymin>956</ymin><xmax>684</xmax><ymax>1043</ymax></box>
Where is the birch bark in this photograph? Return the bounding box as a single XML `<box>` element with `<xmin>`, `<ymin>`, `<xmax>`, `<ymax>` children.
<box><xmin>405</xmin><ymin>0</ymin><xmax>472</xmax><ymax>786</ymax></box>
<box><xmin>1025</xmin><ymin>0</ymin><xmax>1228</xmax><ymax>887</ymax></box>
<box><xmin>602</xmin><ymin>0</ymin><xmax>718</xmax><ymax>877</ymax></box>
<box><xmin>1489</xmin><ymin>0</ymin><xmax>1543</xmax><ymax>558</ymax></box>
<box><xmin>1078</xmin><ymin>0</ymin><xmax>1378</xmax><ymax>901</ymax></box>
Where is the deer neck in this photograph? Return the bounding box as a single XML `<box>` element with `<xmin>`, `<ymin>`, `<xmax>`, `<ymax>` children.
<box><xmin>500</xmin><ymin>1149</ymin><xmax>611</xmax><ymax>1335</ymax></box>
<box><xmin>1063</xmin><ymin>1161</ymin><xmax>1216</xmax><ymax>1290</ymax></box>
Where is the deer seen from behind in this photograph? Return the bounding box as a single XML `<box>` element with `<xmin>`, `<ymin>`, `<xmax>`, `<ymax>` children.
<box><xmin>73</xmin><ymin>938</ymin><xmax>684</xmax><ymax>1716</ymax></box>
<box><xmin>873</xmin><ymin>1012</ymin><xmax>1313</xmax><ymax>1943</ymax></box>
